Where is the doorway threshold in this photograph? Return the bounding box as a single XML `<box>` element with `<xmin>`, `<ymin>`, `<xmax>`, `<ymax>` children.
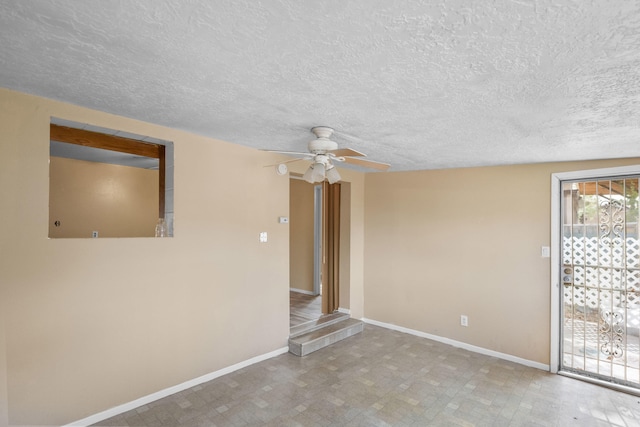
<box><xmin>289</xmin><ymin>312</ymin><xmax>349</xmax><ymax>338</ymax></box>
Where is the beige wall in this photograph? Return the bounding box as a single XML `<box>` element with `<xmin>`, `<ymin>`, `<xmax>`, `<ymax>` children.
<box><xmin>17</xmin><ymin>81</ymin><xmax>634</xmax><ymax>422</ymax></box>
<box><xmin>339</xmin><ymin>182</ymin><xmax>352</xmax><ymax>310</ymax></box>
<box><xmin>49</xmin><ymin>156</ymin><xmax>159</xmax><ymax>238</ymax></box>
<box><xmin>345</xmin><ymin>172</ymin><xmax>366</xmax><ymax>318</ymax></box>
<box><xmin>0</xmin><ymin>300</ymin><xmax>7</xmax><ymax>427</ymax></box>
<box><xmin>289</xmin><ymin>179</ymin><xmax>315</xmax><ymax>293</ymax></box>
<box><xmin>0</xmin><ymin>88</ymin><xmax>294</xmax><ymax>425</ymax></box>
<box><xmin>364</xmin><ymin>158</ymin><xmax>640</xmax><ymax>365</ymax></box>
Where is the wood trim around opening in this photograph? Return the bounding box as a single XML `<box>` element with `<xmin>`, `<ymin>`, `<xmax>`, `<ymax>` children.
<box><xmin>50</xmin><ymin>124</ymin><xmax>162</xmax><ymax>158</ymax></box>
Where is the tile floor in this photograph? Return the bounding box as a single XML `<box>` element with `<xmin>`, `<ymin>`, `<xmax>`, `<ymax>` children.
<box><xmin>95</xmin><ymin>325</ymin><xmax>640</xmax><ymax>426</ymax></box>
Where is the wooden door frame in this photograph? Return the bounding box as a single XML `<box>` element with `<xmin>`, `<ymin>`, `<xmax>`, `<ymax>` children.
<box><xmin>321</xmin><ymin>182</ymin><xmax>340</xmax><ymax>315</ymax></box>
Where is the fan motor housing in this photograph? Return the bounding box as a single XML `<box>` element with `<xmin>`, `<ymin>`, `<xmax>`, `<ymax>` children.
<box><xmin>308</xmin><ymin>137</ymin><xmax>338</xmax><ymax>154</ymax></box>
<box><xmin>308</xmin><ymin>126</ymin><xmax>337</xmax><ymax>153</ymax></box>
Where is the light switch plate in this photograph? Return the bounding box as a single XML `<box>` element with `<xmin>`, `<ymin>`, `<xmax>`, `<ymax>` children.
<box><xmin>541</xmin><ymin>246</ymin><xmax>550</xmax><ymax>258</ymax></box>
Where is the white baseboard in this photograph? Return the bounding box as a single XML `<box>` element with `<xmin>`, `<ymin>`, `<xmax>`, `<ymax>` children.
<box><xmin>289</xmin><ymin>288</ymin><xmax>316</xmax><ymax>295</ymax></box>
<box><xmin>337</xmin><ymin>307</ymin><xmax>351</xmax><ymax>315</ymax></box>
<box><xmin>67</xmin><ymin>320</ymin><xmax>547</xmax><ymax>426</ymax></box>
<box><xmin>64</xmin><ymin>346</ymin><xmax>289</xmax><ymax>427</ymax></box>
<box><xmin>362</xmin><ymin>318</ymin><xmax>549</xmax><ymax>371</ymax></box>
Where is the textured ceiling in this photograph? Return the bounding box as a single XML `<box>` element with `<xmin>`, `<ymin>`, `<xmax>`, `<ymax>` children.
<box><xmin>1</xmin><ymin>0</ymin><xmax>639</xmax><ymax>171</ymax></box>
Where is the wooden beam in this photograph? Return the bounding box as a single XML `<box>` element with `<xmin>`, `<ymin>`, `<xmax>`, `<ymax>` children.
<box><xmin>579</xmin><ymin>180</ymin><xmax>637</xmax><ymax>197</ymax></box>
<box><xmin>50</xmin><ymin>124</ymin><xmax>161</xmax><ymax>158</ymax></box>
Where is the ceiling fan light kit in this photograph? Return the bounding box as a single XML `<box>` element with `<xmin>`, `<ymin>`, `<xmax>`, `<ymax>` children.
<box><xmin>310</xmin><ymin>162</ymin><xmax>326</xmax><ymax>182</ymax></box>
<box><xmin>264</xmin><ymin>126</ymin><xmax>391</xmax><ymax>183</ymax></box>
<box><xmin>302</xmin><ymin>159</ymin><xmax>342</xmax><ymax>184</ymax></box>
<box><xmin>302</xmin><ymin>164</ymin><xmax>314</xmax><ymax>182</ymax></box>
<box><xmin>325</xmin><ymin>165</ymin><xmax>341</xmax><ymax>184</ymax></box>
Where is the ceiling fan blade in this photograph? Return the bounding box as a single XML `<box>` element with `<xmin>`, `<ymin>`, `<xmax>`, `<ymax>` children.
<box><xmin>342</xmin><ymin>156</ymin><xmax>391</xmax><ymax>171</ymax></box>
<box><xmin>261</xmin><ymin>149</ymin><xmax>313</xmax><ymax>157</ymax></box>
<box><xmin>263</xmin><ymin>157</ymin><xmax>307</xmax><ymax>167</ymax></box>
<box><xmin>328</xmin><ymin>148</ymin><xmax>366</xmax><ymax>157</ymax></box>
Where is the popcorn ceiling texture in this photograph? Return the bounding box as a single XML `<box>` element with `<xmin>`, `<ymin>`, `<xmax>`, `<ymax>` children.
<box><xmin>1</xmin><ymin>0</ymin><xmax>639</xmax><ymax>170</ymax></box>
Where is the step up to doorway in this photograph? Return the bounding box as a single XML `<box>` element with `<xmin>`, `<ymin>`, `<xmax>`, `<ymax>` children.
<box><xmin>289</xmin><ymin>312</ymin><xmax>350</xmax><ymax>338</ymax></box>
<box><xmin>288</xmin><ymin>316</ymin><xmax>363</xmax><ymax>357</ymax></box>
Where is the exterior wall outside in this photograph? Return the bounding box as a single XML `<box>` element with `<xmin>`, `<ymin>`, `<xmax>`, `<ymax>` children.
<box><xmin>363</xmin><ymin>158</ymin><xmax>640</xmax><ymax>365</ymax></box>
<box><xmin>0</xmin><ymin>88</ymin><xmax>295</xmax><ymax>425</ymax></box>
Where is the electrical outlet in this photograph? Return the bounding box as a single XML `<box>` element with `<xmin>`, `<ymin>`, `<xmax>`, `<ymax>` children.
<box><xmin>92</xmin><ymin>231</ymin><xmax>98</xmax><ymax>238</ymax></box>
<box><xmin>460</xmin><ymin>315</ymin><xmax>468</xmax><ymax>327</ymax></box>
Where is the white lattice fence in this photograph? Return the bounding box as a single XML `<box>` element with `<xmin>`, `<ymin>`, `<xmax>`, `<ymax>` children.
<box><xmin>563</xmin><ymin>236</ymin><xmax>640</xmax><ymax>330</ymax></box>
<box><xmin>563</xmin><ymin>236</ymin><xmax>640</xmax><ymax>269</ymax></box>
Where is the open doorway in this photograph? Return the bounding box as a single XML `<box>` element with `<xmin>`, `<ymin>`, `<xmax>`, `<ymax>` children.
<box><xmin>289</xmin><ymin>178</ymin><xmax>322</xmax><ymax>327</ymax></box>
<box><xmin>289</xmin><ymin>178</ymin><xmax>344</xmax><ymax>328</ymax></box>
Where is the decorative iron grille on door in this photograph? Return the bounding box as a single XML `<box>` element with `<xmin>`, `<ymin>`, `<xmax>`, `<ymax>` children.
<box><xmin>561</xmin><ymin>178</ymin><xmax>640</xmax><ymax>388</ymax></box>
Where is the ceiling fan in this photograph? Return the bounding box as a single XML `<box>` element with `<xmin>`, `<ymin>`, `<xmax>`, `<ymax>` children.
<box><xmin>263</xmin><ymin>126</ymin><xmax>391</xmax><ymax>184</ymax></box>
